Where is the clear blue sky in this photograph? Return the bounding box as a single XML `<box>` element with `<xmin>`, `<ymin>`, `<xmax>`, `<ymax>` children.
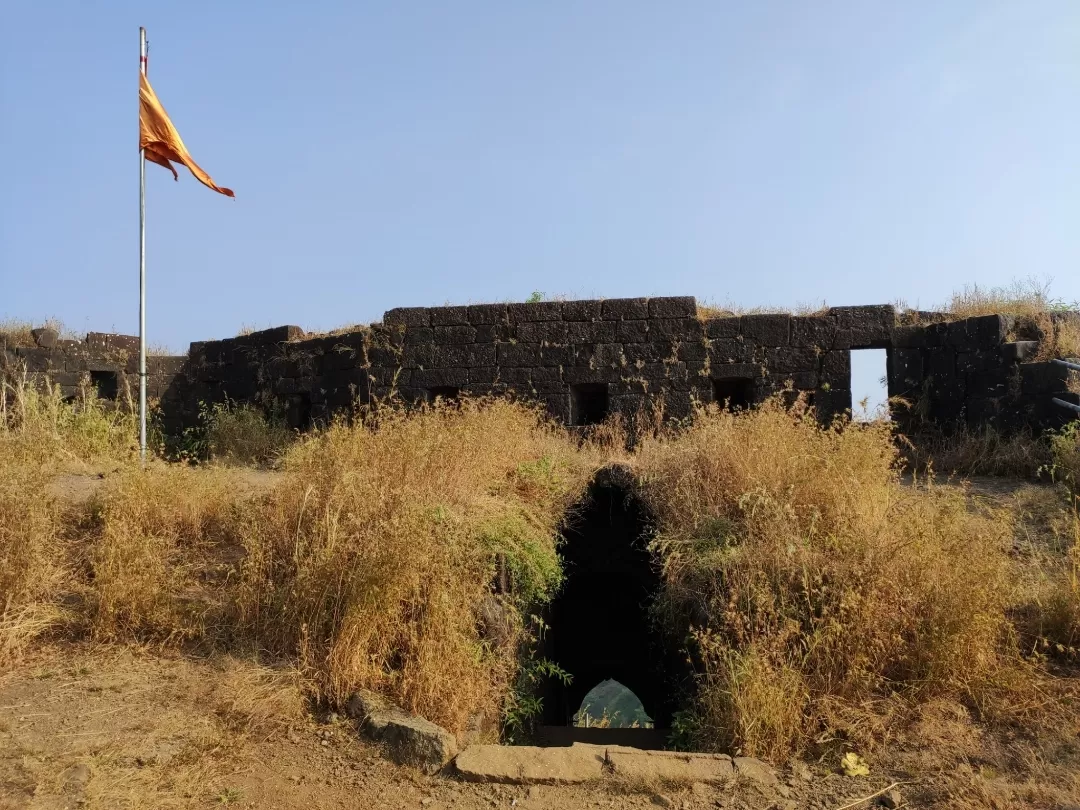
<box><xmin>2</xmin><ymin>2</ymin><xmax>1078</xmax><ymax>410</ymax></box>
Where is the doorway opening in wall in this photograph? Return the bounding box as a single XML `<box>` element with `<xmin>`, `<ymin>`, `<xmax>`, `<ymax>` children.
<box><xmin>426</xmin><ymin>386</ymin><xmax>460</xmax><ymax>404</ymax></box>
<box><xmin>570</xmin><ymin>383</ymin><xmax>609</xmax><ymax>426</ymax></box>
<box><xmin>90</xmin><ymin>370</ymin><xmax>118</xmax><ymax>401</ymax></box>
<box><xmin>711</xmin><ymin>377</ymin><xmax>754</xmax><ymax>412</ymax></box>
<box><xmin>850</xmin><ymin>349</ymin><xmax>889</xmax><ymax>422</ymax></box>
<box><xmin>286</xmin><ymin>392</ymin><xmax>313</xmax><ymax>431</ymax></box>
<box><xmin>533</xmin><ymin>470</ymin><xmax>683</xmax><ymax>750</ymax></box>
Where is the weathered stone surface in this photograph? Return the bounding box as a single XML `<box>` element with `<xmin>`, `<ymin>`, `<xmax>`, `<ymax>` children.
<box><xmin>733</xmin><ymin>756</ymin><xmax>778</xmax><ymax>786</ymax></box>
<box><xmin>430</xmin><ymin>306</ymin><xmax>470</xmax><ymax>326</ymax></box>
<box><xmin>507</xmin><ymin>301</ymin><xmax>563</xmax><ymax>322</ymax></box>
<box><xmin>648</xmin><ymin>296</ymin><xmax>697</xmax><ymax>319</ymax></box>
<box><xmin>830</xmin><ymin>305</ymin><xmax>894</xmax><ymax>348</ymax></box>
<box><xmin>562</xmin><ymin>300</ymin><xmax>603</xmax><ymax>321</ymax></box>
<box><xmin>384</xmin><ymin>307</ymin><xmax>431</xmax><ymax>327</ymax></box>
<box><xmin>454</xmin><ymin>743</ymin><xmax>605</xmax><ymax>784</ymax></box>
<box><xmin>346</xmin><ymin>690</ymin><xmax>457</xmax><ymax>775</ymax></box>
<box><xmin>30</xmin><ymin>327</ymin><xmax>59</xmax><ymax>348</ymax></box>
<box><xmin>741</xmin><ymin>314</ymin><xmax>790</xmax><ymax>347</ymax></box>
<box><xmin>1001</xmin><ymin>341</ymin><xmax>1040</xmax><ymax>362</ymax></box>
<box><xmin>606</xmin><ymin>748</ymin><xmax>735</xmax><ymax>785</ymax></box>
<box><xmin>790</xmin><ymin>316</ymin><xmax>836</xmax><ymax>349</ymax></box>
<box><xmin>601</xmin><ymin>298</ymin><xmax>650</xmax><ymax>321</ymax></box>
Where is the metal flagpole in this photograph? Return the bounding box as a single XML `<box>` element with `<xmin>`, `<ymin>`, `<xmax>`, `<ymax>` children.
<box><xmin>138</xmin><ymin>27</ymin><xmax>148</xmax><ymax>464</ymax></box>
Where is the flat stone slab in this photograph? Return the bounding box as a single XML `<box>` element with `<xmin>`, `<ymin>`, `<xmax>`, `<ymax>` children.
<box><xmin>454</xmin><ymin>743</ymin><xmax>607</xmax><ymax>784</ymax></box>
<box><xmin>347</xmin><ymin>689</ymin><xmax>458</xmax><ymax>775</ymax></box>
<box><xmin>606</xmin><ymin>748</ymin><xmax>736</xmax><ymax>785</ymax></box>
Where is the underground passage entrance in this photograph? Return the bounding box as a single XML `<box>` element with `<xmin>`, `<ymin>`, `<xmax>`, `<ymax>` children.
<box><xmin>536</xmin><ymin>468</ymin><xmax>682</xmax><ymax>746</ymax></box>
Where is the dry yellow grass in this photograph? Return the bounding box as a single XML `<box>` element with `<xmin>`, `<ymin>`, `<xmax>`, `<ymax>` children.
<box><xmin>634</xmin><ymin>399</ymin><xmax>1036</xmax><ymax>759</ymax></box>
<box><xmin>232</xmin><ymin>398</ymin><xmax>593</xmax><ymax>736</ymax></box>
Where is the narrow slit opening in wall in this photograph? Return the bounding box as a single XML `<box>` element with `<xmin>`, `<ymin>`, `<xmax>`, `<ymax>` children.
<box><xmin>287</xmin><ymin>392</ymin><xmax>313</xmax><ymax>430</ymax></box>
<box><xmin>426</xmin><ymin>386</ymin><xmax>460</xmax><ymax>404</ymax></box>
<box><xmin>570</xmin><ymin>383</ymin><xmax>609</xmax><ymax>426</ymax></box>
<box><xmin>711</xmin><ymin>377</ymin><xmax>754</xmax><ymax>412</ymax></box>
<box><xmin>850</xmin><ymin>349</ymin><xmax>889</xmax><ymax>422</ymax></box>
<box><xmin>90</xmin><ymin>370</ymin><xmax>118</xmax><ymax>400</ymax></box>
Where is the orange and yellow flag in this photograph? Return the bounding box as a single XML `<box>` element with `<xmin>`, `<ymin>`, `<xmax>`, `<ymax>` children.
<box><xmin>139</xmin><ymin>72</ymin><xmax>234</xmax><ymax>197</ymax></box>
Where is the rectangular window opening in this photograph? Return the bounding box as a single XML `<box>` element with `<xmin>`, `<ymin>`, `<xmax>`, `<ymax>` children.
<box><xmin>426</xmin><ymin>386</ymin><xmax>460</xmax><ymax>403</ymax></box>
<box><xmin>90</xmin><ymin>370</ymin><xmax>118</xmax><ymax>401</ymax></box>
<box><xmin>570</xmin><ymin>383</ymin><xmax>609</xmax><ymax>426</ymax></box>
<box><xmin>711</xmin><ymin>377</ymin><xmax>754</xmax><ymax>412</ymax></box>
<box><xmin>850</xmin><ymin>349</ymin><xmax>889</xmax><ymax>422</ymax></box>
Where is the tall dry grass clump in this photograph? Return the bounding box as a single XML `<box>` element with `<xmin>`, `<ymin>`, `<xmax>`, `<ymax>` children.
<box><xmin>635</xmin><ymin>400</ymin><xmax>1017</xmax><ymax>759</ymax></box>
<box><xmin>81</xmin><ymin>465</ymin><xmax>242</xmax><ymax>642</ymax></box>
<box><xmin>0</xmin><ymin>419</ymin><xmax>68</xmax><ymax>667</ymax></box>
<box><xmin>944</xmin><ymin>278</ymin><xmax>1080</xmax><ymax>360</ymax></box>
<box><xmin>231</xmin><ymin>398</ymin><xmax>592</xmax><ymax>736</ymax></box>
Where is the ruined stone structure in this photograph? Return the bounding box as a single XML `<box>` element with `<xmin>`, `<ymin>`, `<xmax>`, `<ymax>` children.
<box><xmin>4</xmin><ymin>298</ymin><xmax>1077</xmax><ymax>437</ymax></box>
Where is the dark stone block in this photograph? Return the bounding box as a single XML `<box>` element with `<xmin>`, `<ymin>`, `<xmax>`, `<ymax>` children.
<box><xmin>705</xmin><ymin>317</ymin><xmax>740</xmax><ymax>340</ymax></box>
<box><xmin>468</xmin><ymin>367</ymin><xmax>499</xmax><ymax>385</ymax></box>
<box><xmin>562</xmin><ymin>300</ymin><xmax>603</xmax><ymax>321</ymax></box>
<box><xmin>965</xmin><ymin>397</ymin><xmax>1002</xmax><ymax>426</ymax></box>
<box><xmin>615</xmin><ymin>320</ymin><xmax>649</xmax><ymax>343</ymax></box>
<box><xmin>891</xmin><ymin>325</ymin><xmax>928</xmax><ymax>349</ymax></box>
<box><xmin>592</xmin><ymin>343</ymin><xmax>626</xmax><ymax>368</ymax></box>
<box><xmin>402</xmin><ymin>344</ymin><xmax>436</xmax><ymax>368</ymax></box>
<box><xmin>467</xmin><ymin>304</ymin><xmax>508</xmax><ymax>324</ymax></box>
<box><xmin>146</xmin><ymin>356</ymin><xmax>187</xmax><ymax>376</ymax></box>
<box><xmin>815</xmin><ymin>388</ymin><xmax>852</xmax><ymax>422</ymax></box>
<box><xmin>601</xmin><ymin>298</ymin><xmax>650</xmax><ymax>321</ymax></box>
<box><xmin>1001</xmin><ymin>341</ymin><xmax>1040</xmax><ymax>362</ymax></box>
<box><xmin>507</xmin><ymin>302</ymin><xmax>562</xmax><ymax>322</ymax></box>
<box><xmin>404</xmin><ymin>327</ymin><xmax>434</xmax><ymax>346</ymax></box>
<box><xmin>238</xmin><ymin>326</ymin><xmax>303</xmax><ymax>345</ymax></box>
<box><xmin>649</xmin><ymin>318</ymin><xmax>700</xmax><ymax>343</ymax></box>
<box><xmin>476</xmin><ymin>323</ymin><xmax>514</xmax><ymax>343</ymax></box>
<box><xmin>789</xmin><ymin>370</ymin><xmax>819</xmax><ymax>390</ymax></box>
<box><xmin>925</xmin><ymin>349</ymin><xmax>956</xmax><ymax>383</ymax></box>
<box><xmin>662</xmin><ymin>391</ymin><xmax>695</xmax><ymax>420</ymax></box>
<box><xmin>530</xmin><ymin>367</ymin><xmax>562</xmax><ymax>386</ymax></box>
<box><xmin>413</xmin><ymin>367</ymin><xmax>469</xmax><ymax>388</ymax></box>
<box><xmin>367</xmin><ymin>345</ymin><xmax>401</xmax><ymax>366</ymax></box>
<box><xmin>436</xmin><ymin>344</ymin><xmax>496</xmax><ymax>368</ymax></box>
<box><xmin>517</xmin><ymin>321</ymin><xmax>568</xmax><ymax>344</ymax></box>
<box><xmin>539</xmin><ymin>345</ymin><xmax>575</xmax><ymax>367</ymax></box>
<box><xmin>623</xmin><ymin>343</ymin><xmax>662</xmax><ymax>364</ymax></box>
<box><xmin>946</xmin><ymin>320</ymin><xmax>980</xmax><ymax>352</ymax></box>
<box><xmin>48</xmin><ymin>371</ymin><xmax>83</xmax><ymax>388</ymax></box>
<box><xmin>1020</xmin><ymin>362</ymin><xmax>1071</xmax><ymax>394</ymax></box>
<box><xmin>888</xmin><ymin>349</ymin><xmax>924</xmax><ymax>397</ymax></box>
<box><xmin>648</xmin><ymin>297</ymin><xmax>697</xmax><ymax>319</ymax></box>
<box><xmin>790</xmin><ymin>316</ymin><xmax>837</xmax><ymax>349</ymax></box>
<box><xmin>434</xmin><ymin>325</ymin><xmax>477</xmax><ymax>345</ymax></box>
<box><xmin>15</xmin><ymin>347</ymin><xmax>51</xmax><ymax>371</ymax></box>
<box><xmin>766</xmin><ymin>346</ymin><xmax>820</xmax><ymax>374</ymax></box>
<box><xmin>711</xmin><ymin>362</ymin><xmax>765</xmax><ymax>380</ymax></box>
<box><xmin>497</xmin><ymin>343</ymin><xmax>541</xmax><ymax>366</ymax></box>
<box><xmin>564</xmin><ymin>321</ymin><xmax>616</xmax><ymax>344</ymax></box>
<box><xmin>31</xmin><ymin>327</ymin><xmax>59</xmax><ymax>348</ymax></box>
<box><xmin>430</xmin><ymin>306</ymin><xmax>470</xmax><ymax>326</ymax></box>
<box><xmin>677</xmin><ymin>341</ymin><xmax>709</xmax><ymax>362</ymax></box>
<box><xmin>741</xmin><ymin>314</ymin><xmax>790</xmax><ymax>347</ymax></box>
<box><xmin>85</xmin><ymin>332</ymin><xmax>110</xmax><ymax>352</ymax></box>
<box><xmin>821</xmin><ymin>351</ymin><xmax>851</xmax><ymax>386</ymax></box>
<box><xmin>708</xmin><ymin>338</ymin><xmax>753</xmax><ymax>364</ymax></box>
<box><xmin>108</xmin><ymin>334</ymin><xmax>141</xmax><ymax>354</ymax></box>
<box><xmin>829</xmin><ymin>305</ymin><xmax>895</xmax><ymax>349</ymax></box>
<box><xmin>563</xmin><ymin>365</ymin><xmax>623</xmax><ymax>384</ymax></box>
<box><xmin>384</xmin><ymin>307</ymin><xmax>431</xmax><ymax>327</ymax></box>
<box><xmin>970</xmin><ymin>314</ymin><xmax>1008</xmax><ymax>345</ymax></box>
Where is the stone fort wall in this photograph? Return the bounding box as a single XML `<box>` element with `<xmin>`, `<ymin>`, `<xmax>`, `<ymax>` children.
<box><xmin>5</xmin><ymin>298</ymin><xmax>1077</xmax><ymax>437</ymax></box>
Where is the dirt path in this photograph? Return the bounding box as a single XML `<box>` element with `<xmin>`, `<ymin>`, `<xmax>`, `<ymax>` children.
<box><xmin>2</xmin><ymin>644</ymin><xmax>1077</xmax><ymax>810</ymax></box>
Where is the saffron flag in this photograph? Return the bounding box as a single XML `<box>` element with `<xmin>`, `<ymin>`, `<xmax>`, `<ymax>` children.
<box><xmin>139</xmin><ymin>72</ymin><xmax>234</xmax><ymax>197</ymax></box>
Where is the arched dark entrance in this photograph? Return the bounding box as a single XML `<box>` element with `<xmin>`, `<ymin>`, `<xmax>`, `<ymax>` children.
<box><xmin>540</xmin><ymin>467</ymin><xmax>683</xmax><ymax>733</ymax></box>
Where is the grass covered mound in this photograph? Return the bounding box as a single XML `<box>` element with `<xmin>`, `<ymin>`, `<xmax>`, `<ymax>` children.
<box><xmin>635</xmin><ymin>399</ymin><xmax>1077</xmax><ymax>759</ymax></box>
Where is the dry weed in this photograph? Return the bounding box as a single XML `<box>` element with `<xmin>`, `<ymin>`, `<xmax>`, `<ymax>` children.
<box><xmin>636</xmin><ymin>399</ymin><xmax>1021</xmax><ymax>758</ymax></box>
<box><xmin>231</xmin><ymin>398</ymin><xmax>592</xmax><ymax>735</ymax></box>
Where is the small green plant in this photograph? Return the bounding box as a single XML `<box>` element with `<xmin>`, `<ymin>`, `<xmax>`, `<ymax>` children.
<box><xmin>502</xmin><ymin>614</ymin><xmax>572</xmax><ymax>743</ymax></box>
<box><xmin>215</xmin><ymin>787</ymin><xmax>243</xmax><ymax>805</ymax></box>
<box><xmin>526</xmin><ymin>291</ymin><xmax>545</xmax><ymax>304</ymax></box>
